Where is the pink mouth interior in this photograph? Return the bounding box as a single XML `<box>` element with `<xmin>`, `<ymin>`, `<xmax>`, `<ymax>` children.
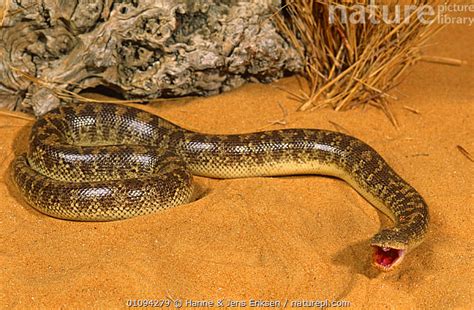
<box><xmin>373</xmin><ymin>246</ymin><xmax>405</xmax><ymax>270</ymax></box>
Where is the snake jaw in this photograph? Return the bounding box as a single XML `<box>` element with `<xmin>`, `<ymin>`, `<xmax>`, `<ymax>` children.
<box><xmin>372</xmin><ymin>246</ymin><xmax>406</xmax><ymax>271</ymax></box>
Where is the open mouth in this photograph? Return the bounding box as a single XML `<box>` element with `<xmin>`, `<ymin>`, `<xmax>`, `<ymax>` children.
<box><xmin>372</xmin><ymin>246</ymin><xmax>406</xmax><ymax>271</ymax></box>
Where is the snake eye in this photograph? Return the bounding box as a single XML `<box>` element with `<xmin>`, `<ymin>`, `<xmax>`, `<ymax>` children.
<box><xmin>372</xmin><ymin>246</ymin><xmax>405</xmax><ymax>271</ymax></box>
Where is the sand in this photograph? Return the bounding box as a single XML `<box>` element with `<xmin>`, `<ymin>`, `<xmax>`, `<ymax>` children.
<box><xmin>1</xmin><ymin>20</ymin><xmax>473</xmax><ymax>310</ymax></box>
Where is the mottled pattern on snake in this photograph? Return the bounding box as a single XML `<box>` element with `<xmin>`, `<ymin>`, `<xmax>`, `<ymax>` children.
<box><xmin>11</xmin><ymin>102</ymin><xmax>429</xmax><ymax>271</ymax></box>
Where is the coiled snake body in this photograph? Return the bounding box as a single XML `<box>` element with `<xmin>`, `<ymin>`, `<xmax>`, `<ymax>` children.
<box><xmin>12</xmin><ymin>103</ymin><xmax>429</xmax><ymax>271</ymax></box>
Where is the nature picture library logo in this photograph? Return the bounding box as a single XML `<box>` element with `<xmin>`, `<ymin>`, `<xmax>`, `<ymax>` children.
<box><xmin>327</xmin><ymin>0</ymin><xmax>474</xmax><ymax>26</ymax></box>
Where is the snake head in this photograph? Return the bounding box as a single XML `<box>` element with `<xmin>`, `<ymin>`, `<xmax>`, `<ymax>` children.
<box><xmin>370</xmin><ymin>229</ymin><xmax>409</xmax><ymax>272</ymax></box>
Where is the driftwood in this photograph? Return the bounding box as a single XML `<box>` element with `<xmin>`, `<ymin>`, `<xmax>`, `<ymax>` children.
<box><xmin>0</xmin><ymin>0</ymin><xmax>302</xmax><ymax>115</ymax></box>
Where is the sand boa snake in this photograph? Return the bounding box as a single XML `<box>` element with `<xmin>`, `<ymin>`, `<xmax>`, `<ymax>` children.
<box><xmin>11</xmin><ymin>102</ymin><xmax>429</xmax><ymax>271</ymax></box>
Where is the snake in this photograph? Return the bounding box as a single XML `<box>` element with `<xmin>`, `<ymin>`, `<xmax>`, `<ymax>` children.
<box><xmin>11</xmin><ymin>102</ymin><xmax>429</xmax><ymax>271</ymax></box>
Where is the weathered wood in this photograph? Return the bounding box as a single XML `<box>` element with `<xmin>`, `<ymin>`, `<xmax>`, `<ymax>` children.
<box><xmin>0</xmin><ymin>0</ymin><xmax>302</xmax><ymax>115</ymax></box>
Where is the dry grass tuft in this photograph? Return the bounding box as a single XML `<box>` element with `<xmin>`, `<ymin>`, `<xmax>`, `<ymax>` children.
<box><xmin>274</xmin><ymin>0</ymin><xmax>443</xmax><ymax>124</ymax></box>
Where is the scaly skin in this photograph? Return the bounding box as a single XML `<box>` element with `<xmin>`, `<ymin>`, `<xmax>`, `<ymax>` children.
<box><xmin>11</xmin><ymin>102</ymin><xmax>429</xmax><ymax>271</ymax></box>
